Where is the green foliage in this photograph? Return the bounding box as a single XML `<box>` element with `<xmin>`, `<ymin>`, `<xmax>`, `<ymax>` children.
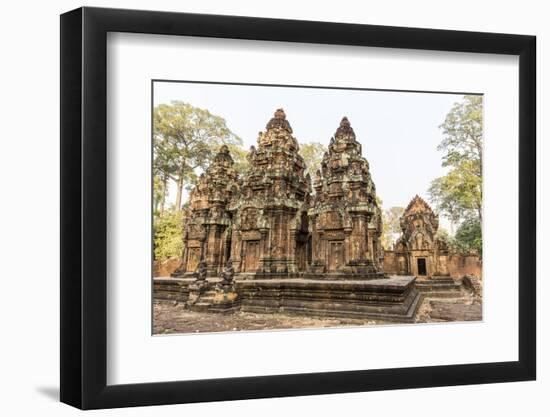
<box><xmin>153</xmin><ymin>101</ymin><xmax>243</xmax><ymax>210</ymax></box>
<box><xmin>454</xmin><ymin>217</ymin><xmax>482</xmax><ymax>257</ymax></box>
<box><xmin>429</xmin><ymin>95</ymin><xmax>483</xmax><ymax>232</ymax></box>
<box><xmin>153</xmin><ymin>210</ymin><xmax>184</xmax><ymax>261</ymax></box>
<box><xmin>153</xmin><ymin>175</ymin><xmax>167</xmax><ymax>217</ymax></box>
<box><xmin>438</xmin><ymin>95</ymin><xmax>483</xmax><ymax>174</ymax></box>
<box><xmin>300</xmin><ymin>142</ymin><xmax>327</xmax><ymax>175</ymax></box>
<box><xmin>428</xmin><ymin>95</ymin><xmax>483</xmax><ymax>256</ymax></box>
<box><xmin>226</xmin><ymin>143</ymin><xmax>249</xmax><ymax>176</ymax></box>
<box><xmin>435</xmin><ymin>228</ymin><xmax>460</xmax><ymax>255</ymax></box>
<box><xmin>428</xmin><ymin>160</ymin><xmax>482</xmax><ymax>230</ymax></box>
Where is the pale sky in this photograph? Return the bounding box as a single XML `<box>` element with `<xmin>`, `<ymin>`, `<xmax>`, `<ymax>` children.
<box><xmin>154</xmin><ymin>81</ymin><xmax>467</xmax><ymax>232</ymax></box>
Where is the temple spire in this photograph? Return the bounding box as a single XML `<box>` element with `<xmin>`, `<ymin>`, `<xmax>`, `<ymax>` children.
<box><xmin>265</xmin><ymin>108</ymin><xmax>293</xmax><ymax>133</ymax></box>
<box><xmin>334</xmin><ymin>116</ymin><xmax>356</xmax><ymax>140</ymax></box>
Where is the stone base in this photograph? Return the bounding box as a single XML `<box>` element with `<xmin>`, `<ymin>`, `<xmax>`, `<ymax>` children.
<box><xmin>236</xmin><ymin>271</ymin><xmax>386</xmax><ymax>281</ymax></box>
<box><xmin>188</xmin><ymin>292</ymin><xmax>241</xmax><ymax>313</ymax></box>
<box><xmin>153</xmin><ymin>278</ymin><xmax>191</xmax><ymax>303</ymax></box>
<box><xmin>153</xmin><ymin>276</ymin><xmax>421</xmax><ymax>322</ymax></box>
<box><xmin>236</xmin><ymin>276</ymin><xmax>421</xmax><ymax>322</ymax></box>
<box><xmin>170</xmin><ymin>270</ymin><xmax>195</xmax><ymax>278</ymax></box>
<box><xmin>302</xmin><ymin>271</ymin><xmax>386</xmax><ymax>281</ymax></box>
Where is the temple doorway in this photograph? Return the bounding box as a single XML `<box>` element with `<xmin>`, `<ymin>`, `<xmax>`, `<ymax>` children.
<box><xmin>417</xmin><ymin>258</ymin><xmax>427</xmax><ymax>276</ymax></box>
<box><xmin>244</xmin><ymin>241</ymin><xmax>260</xmax><ymax>272</ymax></box>
<box><xmin>296</xmin><ymin>240</ymin><xmax>307</xmax><ymax>271</ymax></box>
<box><xmin>328</xmin><ymin>241</ymin><xmax>344</xmax><ymax>272</ymax></box>
<box><xmin>186</xmin><ymin>247</ymin><xmax>200</xmax><ymax>272</ymax></box>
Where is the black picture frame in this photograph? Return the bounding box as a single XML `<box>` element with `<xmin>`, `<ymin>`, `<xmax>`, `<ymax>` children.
<box><xmin>60</xmin><ymin>6</ymin><xmax>536</xmax><ymax>410</ymax></box>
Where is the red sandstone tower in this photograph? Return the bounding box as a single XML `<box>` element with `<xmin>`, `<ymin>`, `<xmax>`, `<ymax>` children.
<box><xmin>308</xmin><ymin>117</ymin><xmax>383</xmax><ymax>278</ymax></box>
<box><xmin>228</xmin><ymin>109</ymin><xmax>311</xmax><ymax>277</ymax></box>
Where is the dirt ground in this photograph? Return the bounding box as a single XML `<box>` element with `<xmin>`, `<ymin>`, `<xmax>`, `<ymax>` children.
<box><xmin>153</xmin><ymin>292</ymin><xmax>481</xmax><ymax>335</ymax></box>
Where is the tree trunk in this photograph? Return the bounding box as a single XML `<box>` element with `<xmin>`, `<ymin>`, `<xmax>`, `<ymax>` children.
<box><xmin>175</xmin><ymin>175</ymin><xmax>184</xmax><ymax>211</ymax></box>
<box><xmin>159</xmin><ymin>173</ymin><xmax>168</xmax><ymax>216</ymax></box>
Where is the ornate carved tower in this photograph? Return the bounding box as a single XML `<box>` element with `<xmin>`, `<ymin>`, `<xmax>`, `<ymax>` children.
<box><xmin>309</xmin><ymin>117</ymin><xmax>383</xmax><ymax>277</ymax></box>
<box><xmin>394</xmin><ymin>195</ymin><xmax>449</xmax><ymax>278</ymax></box>
<box><xmin>228</xmin><ymin>109</ymin><xmax>311</xmax><ymax>276</ymax></box>
<box><xmin>172</xmin><ymin>145</ymin><xmax>240</xmax><ymax>277</ymax></box>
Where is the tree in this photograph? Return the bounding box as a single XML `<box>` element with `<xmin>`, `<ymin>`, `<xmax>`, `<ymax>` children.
<box><xmin>153</xmin><ymin>134</ymin><xmax>178</xmax><ymax>215</ymax></box>
<box><xmin>153</xmin><ymin>210</ymin><xmax>184</xmax><ymax>261</ymax></box>
<box><xmin>454</xmin><ymin>216</ymin><xmax>482</xmax><ymax>257</ymax></box>
<box><xmin>153</xmin><ymin>175</ymin><xmax>168</xmax><ymax>217</ymax></box>
<box><xmin>153</xmin><ymin>101</ymin><xmax>243</xmax><ymax>210</ymax></box>
<box><xmin>300</xmin><ymin>142</ymin><xmax>327</xmax><ymax>175</ymax></box>
<box><xmin>428</xmin><ymin>171</ymin><xmax>477</xmax><ymax>234</ymax></box>
<box><xmin>429</xmin><ymin>95</ymin><xmax>483</xmax><ymax>225</ymax></box>
<box><xmin>381</xmin><ymin>206</ymin><xmax>405</xmax><ymax>249</ymax></box>
<box><xmin>226</xmin><ymin>143</ymin><xmax>249</xmax><ymax>176</ymax></box>
<box><xmin>439</xmin><ymin>95</ymin><xmax>483</xmax><ymax>178</ymax></box>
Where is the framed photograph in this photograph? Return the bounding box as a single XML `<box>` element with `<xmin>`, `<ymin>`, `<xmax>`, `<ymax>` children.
<box><xmin>60</xmin><ymin>6</ymin><xmax>536</xmax><ymax>409</ymax></box>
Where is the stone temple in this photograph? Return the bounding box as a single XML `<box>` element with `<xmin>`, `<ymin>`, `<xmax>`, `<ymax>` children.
<box><xmin>227</xmin><ymin>108</ymin><xmax>311</xmax><ymax>277</ymax></box>
<box><xmin>171</xmin><ymin>145</ymin><xmax>240</xmax><ymax>278</ymax></box>
<box><xmin>159</xmin><ymin>109</ymin><xmax>456</xmax><ymax>321</ymax></box>
<box><xmin>393</xmin><ymin>195</ymin><xmax>449</xmax><ymax>278</ymax></box>
<box><xmin>309</xmin><ymin>117</ymin><xmax>383</xmax><ymax>278</ymax></box>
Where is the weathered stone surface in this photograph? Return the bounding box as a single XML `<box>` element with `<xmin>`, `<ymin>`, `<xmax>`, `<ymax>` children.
<box><xmin>462</xmin><ymin>275</ymin><xmax>483</xmax><ymax>300</ymax></box>
<box><xmin>172</xmin><ymin>145</ymin><xmax>240</xmax><ymax>278</ymax></box>
<box><xmin>236</xmin><ymin>276</ymin><xmax>420</xmax><ymax>322</ymax></box>
<box><xmin>390</xmin><ymin>195</ymin><xmax>450</xmax><ymax>278</ymax></box>
<box><xmin>153</xmin><ymin>278</ymin><xmax>192</xmax><ymax>303</ymax></box>
<box><xmin>427</xmin><ymin>300</ymin><xmax>482</xmax><ymax>322</ymax></box>
<box><xmin>309</xmin><ymin>117</ymin><xmax>383</xmax><ymax>278</ymax></box>
<box><xmin>414</xmin><ymin>276</ymin><xmax>464</xmax><ymax>298</ymax></box>
<box><xmin>228</xmin><ymin>109</ymin><xmax>311</xmax><ymax>276</ymax></box>
<box><xmin>154</xmin><ymin>275</ymin><xmax>420</xmax><ymax>322</ymax></box>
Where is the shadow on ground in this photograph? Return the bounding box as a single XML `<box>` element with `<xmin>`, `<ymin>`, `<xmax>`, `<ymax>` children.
<box><xmin>36</xmin><ymin>386</ymin><xmax>59</xmax><ymax>401</ymax></box>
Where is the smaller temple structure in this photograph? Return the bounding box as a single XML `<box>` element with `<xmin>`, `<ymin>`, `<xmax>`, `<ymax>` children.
<box><xmin>393</xmin><ymin>195</ymin><xmax>449</xmax><ymax>278</ymax></box>
<box><xmin>308</xmin><ymin>117</ymin><xmax>383</xmax><ymax>278</ymax></box>
<box><xmin>172</xmin><ymin>145</ymin><xmax>240</xmax><ymax>277</ymax></box>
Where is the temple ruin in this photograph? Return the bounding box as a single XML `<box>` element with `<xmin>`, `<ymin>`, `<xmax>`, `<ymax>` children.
<box><xmin>172</xmin><ymin>145</ymin><xmax>240</xmax><ymax>278</ymax></box>
<box><xmin>392</xmin><ymin>195</ymin><xmax>449</xmax><ymax>278</ymax></box>
<box><xmin>157</xmin><ymin>109</ymin><xmax>468</xmax><ymax>322</ymax></box>
<box><xmin>228</xmin><ymin>109</ymin><xmax>312</xmax><ymax>277</ymax></box>
<box><xmin>309</xmin><ymin>117</ymin><xmax>383</xmax><ymax>277</ymax></box>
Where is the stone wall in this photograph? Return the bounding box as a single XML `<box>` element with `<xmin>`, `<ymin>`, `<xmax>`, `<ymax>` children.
<box><xmin>382</xmin><ymin>251</ymin><xmax>399</xmax><ymax>274</ymax></box>
<box><xmin>383</xmin><ymin>250</ymin><xmax>481</xmax><ymax>279</ymax></box>
<box><xmin>447</xmin><ymin>255</ymin><xmax>482</xmax><ymax>278</ymax></box>
<box><xmin>159</xmin><ymin>253</ymin><xmax>481</xmax><ymax>279</ymax></box>
<box><xmin>154</xmin><ymin>257</ymin><xmax>181</xmax><ymax>277</ymax></box>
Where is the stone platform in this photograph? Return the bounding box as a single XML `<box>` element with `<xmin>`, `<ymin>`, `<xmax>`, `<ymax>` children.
<box><xmin>154</xmin><ymin>275</ymin><xmax>421</xmax><ymax>323</ymax></box>
<box><xmin>414</xmin><ymin>276</ymin><xmax>464</xmax><ymax>298</ymax></box>
<box><xmin>153</xmin><ymin>278</ymin><xmax>190</xmax><ymax>303</ymax></box>
<box><xmin>236</xmin><ymin>276</ymin><xmax>420</xmax><ymax>322</ymax></box>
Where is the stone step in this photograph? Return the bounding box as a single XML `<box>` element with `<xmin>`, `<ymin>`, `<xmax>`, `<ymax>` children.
<box><xmin>415</xmin><ymin>278</ymin><xmax>463</xmax><ymax>296</ymax></box>
<box><xmin>416</xmin><ymin>283</ymin><xmax>461</xmax><ymax>290</ymax></box>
